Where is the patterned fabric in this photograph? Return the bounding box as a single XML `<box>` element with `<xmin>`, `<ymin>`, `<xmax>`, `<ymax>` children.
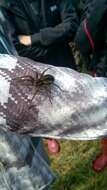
<box><xmin>0</xmin><ymin>54</ymin><xmax>107</xmax><ymax>140</ymax></box>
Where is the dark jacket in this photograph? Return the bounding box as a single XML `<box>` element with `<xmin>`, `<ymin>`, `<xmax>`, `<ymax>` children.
<box><xmin>75</xmin><ymin>0</ymin><xmax>107</xmax><ymax>55</ymax></box>
<box><xmin>0</xmin><ymin>7</ymin><xmax>17</xmax><ymax>55</ymax></box>
<box><xmin>2</xmin><ymin>0</ymin><xmax>79</xmax><ymax>68</ymax></box>
<box><xmin>75</xmin><ymin>0</ymin><xmax>107</xmax><ymax>76</ymax></box>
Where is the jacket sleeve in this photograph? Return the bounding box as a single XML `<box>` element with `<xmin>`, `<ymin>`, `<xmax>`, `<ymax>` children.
<box><xmin>31</xmin><ymin>0</ymin><xmax>79</xmax><ymax>46</ymax></box>
<box><xmin>95</xmin><ymin>46</ymin><xmax>107</xmax><ymax>77</ymax></box>
<box><xmin>75</xmin><ymin>0</ymin><xmax>107</xmax><ymax>56</ymax></box>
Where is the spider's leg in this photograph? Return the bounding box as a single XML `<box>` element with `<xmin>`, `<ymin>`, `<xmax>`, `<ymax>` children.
<box><xmin>30</xmin><ymin>86</ymin><xmax>40</xmax><ymax>102</ymax></box>
<box><xmin>23</xmin><ymin>75</ymin><xmax>34</xmax><ymax>81</ymax></box>
<box><xmin>13</xmin><ymin>75</ymin><xmax>32</xmax><ymax>80</ymax></box>
<box><xmin>40</xmin><ymin>67</ymin><xmax>51</xmax><ymax>78</ymax></box>
<box><xmin>53</xmin><ymin>83</ymin><xmax>64</xmax><ymax>92</ymax></box>
<box><xmin>47</xmin><ymin>88</ymin><xmax>53</xmax><ymax>104</ymax></box>
<box><xmin>13</xmin><ymin>75</ymin><xmax>34</xmax><ymax>83</ymax></box>
<box><xmin>35</xmin><ymin>72</ymin><xmax>39</xmax><ymax>80</ymax></box>
<box><xmin>43</xmin><ymin>85</ymin><xmax>53</xmax><ymax>104</ymax></box>
<box><xmin>13</xmin><ymin>75</ymin><xmax>35</xmax><ymax>86</ymax></box>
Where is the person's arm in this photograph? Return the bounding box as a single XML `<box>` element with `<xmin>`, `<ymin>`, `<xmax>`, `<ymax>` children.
<box><xmin>20</xmin><ymin>0</ymin><xmax>78</xmax><ymax>47</ymax></box>
<box><xmin>33</xmin><ymin>0</ymin><xmax>79</xmax><ymax>46</ymax></box>
<box><xmin>75</xmin><ymin>0</ymin><xmax>107</xmax><ymax>56</ymax></box>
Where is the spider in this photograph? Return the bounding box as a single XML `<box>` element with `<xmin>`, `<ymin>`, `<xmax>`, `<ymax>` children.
<box><xmin>13</xmin><ymin>68</ymin><xmax>61</xmax><ymax>105</ymax></box>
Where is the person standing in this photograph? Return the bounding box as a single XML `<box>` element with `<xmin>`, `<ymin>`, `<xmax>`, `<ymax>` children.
<box><xmin>3</xmin><ymin>0</ymin><xmax>79</xmax><ymax>69</ymax></box>
<box><xmin>75</xmin><ymin>0</ymin><xmax>107</xmax><ymax>172</ymax></box>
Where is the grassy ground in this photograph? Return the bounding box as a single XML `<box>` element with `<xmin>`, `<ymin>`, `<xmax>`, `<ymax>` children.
<box><xmin>48</xmin><ymin>140</ymin><xmax>107</xmax><ymax>190</ymax></box>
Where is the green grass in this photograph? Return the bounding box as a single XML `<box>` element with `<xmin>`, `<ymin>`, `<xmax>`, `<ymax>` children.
<box><xmin>48</xmin><ymin>140</ymin><xmax>107</xmax><ymax>190</ymax></box>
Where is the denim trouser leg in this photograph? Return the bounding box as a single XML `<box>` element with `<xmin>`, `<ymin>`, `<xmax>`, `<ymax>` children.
<box><xmin>31</xmin><ymin>137</ymin><xmax>50</xmax><ymax>164</ymax></box>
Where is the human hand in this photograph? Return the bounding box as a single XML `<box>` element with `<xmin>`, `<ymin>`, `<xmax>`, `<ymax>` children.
<box><xmin>18</xmin><ymin>35</ymin><xmax>31</xmax><ymax>46</ymax></box>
